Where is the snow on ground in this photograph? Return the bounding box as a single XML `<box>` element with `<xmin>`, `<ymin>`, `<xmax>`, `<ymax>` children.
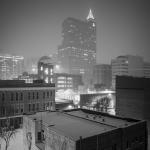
<box><xmin>0</xmin><ymin>129</ymin><xmax>23</xmax><ymax>150</ymax></box>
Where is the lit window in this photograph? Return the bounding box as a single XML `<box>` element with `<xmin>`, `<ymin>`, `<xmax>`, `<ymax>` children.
<box><xmin>44</xmin><ymin>68</ymin><xmax>48</xmax><ymax>75</ymax></box>
<box><xmin>45</xmin><ymin>77</ymin><xmax>48</xmax><ymax>83</ymax></box>
<box><xmin>50</xmin><ymin>69</ymin><xmax>53</xmax><ymax>75</ymax></box>
<box><xmin>40</xmin><ymin>66</ymin><xmax>43</xmax><ymax>71</ymax></box>
<box><xmin>92</xmin><ymin>23</ymin><xmax>95</xmax><ymax>27</ymax></box>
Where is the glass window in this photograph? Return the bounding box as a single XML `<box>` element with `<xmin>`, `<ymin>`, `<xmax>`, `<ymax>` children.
<box><xmin>47</xmin><ymin>91</ymin><xmax>49</xmax><ymax>98</ymax></box>
<box><xmin>29</xmin><ymin>104</ymin><xmax>31</xmax><ymax>112</ymax></box>
<box><xmin>16</xmin><ymin>93</ymin><xmax>18</xmax><ymax>101</ymax></box>
<box><xmin>2</xmin><ymin>93</ymin><xmax>5</xmax><ymax>101</ymax></box>
<box><xmin>32</xmin><ymin>104</ymin><xmax>35</xmax><ymax>111</ymax></box>
<box><xmin>11</xmin><ymin>93</ymin><xmax>14</xmax><ymax>101</ymax></box>
<box><xmin>33</xmin><ymin>92</ymin><xmax>35</xmax><ymax>99</ymax></box>
<box><xmin>20</xmin><ymin>93</ymin><xmax>23</xmax><ymax>101</ymax></box>
<box><xmin>36</xmin><ymin>92</ymin><xmax>39</xmax><ymax>99</ymax></box>
<box><xmin>43</xmin><ymin>92</ymin><xmax>45</xmax><ymax>99</ymax></box>
<box><xmin>28</xmin><ymin>92</ymin><xmax>30</xmax><ymax>100</ymax></box>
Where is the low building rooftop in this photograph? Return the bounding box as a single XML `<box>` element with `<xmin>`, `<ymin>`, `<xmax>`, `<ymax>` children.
<box><xmin>0</xmin><ymin>80</ymin><xmax>55</xmax><ymax>88</ymax></box>
<box><xmin>26</xmin><ymin>109</ymin><xmax>141</xmax><ymax>141</ymax></box>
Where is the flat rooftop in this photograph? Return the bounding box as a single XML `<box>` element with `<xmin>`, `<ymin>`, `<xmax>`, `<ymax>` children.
<box><xmin>66</xmin><ymin>110</ymin><xmax>135</xmax><ymax>128</ymax></box>
<box><xmin>27</xmin><ymin>109</ymin><xmax>140</xmax><ymax>141</ymax></box>
<box><xmin>0</xmin><ymin>80</ymin><xmax>55</xmax><ymax>88</ymax></box>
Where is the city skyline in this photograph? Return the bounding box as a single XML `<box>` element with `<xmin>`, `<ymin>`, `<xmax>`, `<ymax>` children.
<box><xmin>0</xmin><ymin>0</ymin><xmax>150</xmax><ymax>64</ymax></box>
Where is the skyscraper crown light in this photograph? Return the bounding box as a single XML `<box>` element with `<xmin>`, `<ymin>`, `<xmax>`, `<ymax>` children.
<box><xmin>87</xmin><ymin>9</ymin><xmax>95</xmax><ymax>20</ymax></box>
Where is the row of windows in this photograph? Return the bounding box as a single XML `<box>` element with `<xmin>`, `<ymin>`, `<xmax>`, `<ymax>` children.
<box><xmin>28</xmin><ymin>102</ymin><xmax>54</xmax><ymax>112</ymax></box>
<box><xmin>0</xmin><ymin>91</ymin><xmax>54</xmax><ymax>101</ymax></box>
<box><xmin>0</xmin><ymin>101</ymin><xmax>55</xmax><ymax>116</ymax></box>
<box><xmin>0</xmin><ymin>104</ymin><xmax>24</xmax><ymax>116</ymax></box>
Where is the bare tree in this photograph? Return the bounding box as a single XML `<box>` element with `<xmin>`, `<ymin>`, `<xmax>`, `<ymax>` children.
<box><xmin>26</xmin><ymin>132</ymin><xmax>32</xmax><ymax>150</ymax></box>
<box><xmin>0</xmin><ymin>118</ymin><xmax>17</xmax><ymax>150</ymax></box>
<box><xmin>93</xmin><ymin>96</ymin><xmax>110</xmax><ymax>113</ymax></box>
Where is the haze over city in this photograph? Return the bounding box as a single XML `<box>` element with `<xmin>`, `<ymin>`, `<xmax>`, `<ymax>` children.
<box><xmin>0</xmin><ymin>0</ymin><xmax>150</xmax><ymax>64</ymax></box>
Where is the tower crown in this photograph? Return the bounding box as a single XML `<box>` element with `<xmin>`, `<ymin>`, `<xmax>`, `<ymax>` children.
<box><xmin>87</xmin><ymin>9</ymin><xmax>95</xmax><ymax>20</ymax></box>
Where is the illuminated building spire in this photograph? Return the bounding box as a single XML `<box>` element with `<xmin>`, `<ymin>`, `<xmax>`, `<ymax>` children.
<box><xmin>87</xmin><ymin>9</ymin><xmax>95</xmax><ymax>20</ymax></box>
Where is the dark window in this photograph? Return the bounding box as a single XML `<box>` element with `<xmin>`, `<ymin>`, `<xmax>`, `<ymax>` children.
<box><xmin>32</xmin><ymin>104</ymin><xmax>35</xmax><ymax>111</ymax></box>
<box><xmin>38</xmin><ymin>132</ymin><xmax>42</xmax><ymax>141</ymax></box>
<box><xmin>16</xmin><ymin>93</ymin><xmax>18</xmax><ymax>101</ymax></box>
<box><xmin>36</xmin><ymin>92</ymin><xmax>39</xmax><ymax>99</ymax></box>
<box><xmin>47</xmin><ymin>91</ymin><xmax>49</xmax><ymax>98</ymax></box>
<box><xmin>43</xmin><ymin>92</ymin><xmax>45</xmax><ymax>99</ymax></box>
<box><xmin>15</xmin><ymin>105</ymin><xmax>19</xmax><ymax>114</ymax></box>
<box><xmin>29</xmin><ymin>104</ymin><xmax>31</xmax><ymax>112</ymax></box>
<box><xmin>28</xmin><ymin>93</ymin><xmax>30</xmax><ymax>100</ymax></box>
<box><xmin>20</xmin><ymin>93</ymin><xmax>23</xmax><ymax>101</ymax></box>
<box><xmin>51</xmin><ymin>91</ymin><xmax>53</xmax><ymax>96</ymax></box>
<box><xmin>36</xmin><ymin>103</ymin><xmax>39</xmax><ymax>111</ymax></box>
<box><xmin>2</xmin><ymin>93</ymin><xmax>5</xmax><ymax>101</ymax></box>
<box><xmin>43</xmin><ymin>103</ymin><xmax>45</xmax><ymax>110</ymax></box>
<box><xmin>20</xmin><ymin>105</ymin><xmax>24</xmax><ymax>113</ymax></box>
<box><xmin>33</xmin><ymin>92</ymin><xmax>35</xmax><ymax>99</ymax></box>
<box><xmin>112</xmin><ymin>144</ymin><xmax>117</xmax><ymax>150</ymax></box>
<box><xmin>2</xmin><ymin>107</ymin><xmax>5</xmax><ymax>115</ymax></box>
<box><xmin>11</xmin><ymin>93</ymin><xmax>14</xmax><ymax>101</ymax></box>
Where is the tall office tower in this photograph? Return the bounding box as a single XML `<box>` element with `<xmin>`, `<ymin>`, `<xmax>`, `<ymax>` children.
<box><xmin>0</xmin><ymin>54</ymin><xmax>24</xmax><ymax>80</ymax></box>
<box><xmin>58</xmin><ymin>9</ymin><xmax>96</xmax><ymax>88</ymax></box>
<box><xmin>93</xmin><ymin>64</ymin><xmax>111</xmax><ymax>89</ymax></box>
<box><xmin>111</xmin><ymin>55</ymin><xmax>144</xmax><ymax>88</ymax></box>
<box><xmin>38</xmin><ymin>56</ymin><xmax>54</xmax><ymax>83</ymax></box>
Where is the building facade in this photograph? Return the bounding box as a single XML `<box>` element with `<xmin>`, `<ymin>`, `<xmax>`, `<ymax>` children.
<box><xmin>23</xmin><ymin>109</ymin><xmax>148</xmax><ymax>150</ymax></box>
<box><xmin>116</xmin><ymin>76</ymin><xmax>150</xmax><ymax>134</ymax></box>
<box><xmin>111</xmin><ymin>55</ymin><xmax>144</xmax><ymax>88</ymax></box>
<box><xmin>93</xmin><ymin>64</ymin><xmax>111</xmax><ymax>89</ymax></box>
<box><xmin>38</xmin><ymin>56</ymin><xmax>54</xmax><ymax>83</ymax></box>
<box><xmin>54</xmin><ymin>73</ymin><xmax>83</xmax><ymax>91</ymax></box>
<box><xmin>0</xmin><ymin>54</ymin><xmax>24</xmax><ymax>80</ymax></box>
<box><xmin>58</xmin><ymin>9</ymin><xmax>96</xmax><ymax>87</ymax></box>
<box><xmin>0</xmin><ymin>80</ymin><xmax>55</xmax><ymax>119</ymax></box>
<box><xmin>18</xmin><ymin>72</ymin><xmax>38</xmax><ymax>83</ymax></box>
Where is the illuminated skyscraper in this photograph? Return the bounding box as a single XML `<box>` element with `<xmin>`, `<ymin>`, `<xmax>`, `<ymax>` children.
<box><xmin>0</xmin><ymin>54</ymin><xmax>24</xmax><ymax>80</ymax></box>
<box><xmin>58</xmin><ymin>9</ymin><xmax>96</xmax><ymax>87</ymax></box>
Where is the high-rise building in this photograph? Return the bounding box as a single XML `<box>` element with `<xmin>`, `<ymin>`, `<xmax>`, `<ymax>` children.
<box><xmin>38</xmin><ymin>56</ymin><xmax>54</xmax><ymax>83</ymax></box>
<box><xmin>93</xmin><ymin>64</ymin><xmax>111</xmax><ymax>89</ymax></box>
<box><xmin>111</xmin><ymin>55</ymin><xmax>144</xmax><ymax>88</ymax></box>
<box><xmin>0</xmin><ymin>54</ymin><xmax>24</xmax><ymax>80</ymax></box>
<box><xmin>58</xmin><ymin>9</ymin><xmax>96</xmax><ymax>87</ymax></box>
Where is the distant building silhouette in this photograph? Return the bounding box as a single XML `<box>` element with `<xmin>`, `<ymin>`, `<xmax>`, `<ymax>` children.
<box><xmin>0</xmin><ymin>54</ymin><xmax>24</xmax><ymax>80</ymax></box>
<box><xmin>38</xmin><ymin>56</ymin><xmax>54</xmax><ymax>83</ymax></box>
<box><xmin>111</xmin><ymin>55</ymin><xmax>150</xmax><ymax>88</ymax></box>
<box><xmin>116</xmin><ymin>76</ymin><xmax>150</xmax><ymax>134</ymax></box>
<box><xmin>18</xmin><ymin>72</ymin><xmax>38</xmax><ymax>83</ymax></box>
<box><xmin>58</xmin><ymin>9</ymin><xmax>96</xmax><ymax>88</ymax></box>
<box><xmin>93</xmin><ymin>64</ymin><xmax>111</xmax><ymax>89</ymax></box>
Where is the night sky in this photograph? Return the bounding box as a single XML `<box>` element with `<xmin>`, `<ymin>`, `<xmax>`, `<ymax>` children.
<box><xmin>0</xmin><ymin>0</ymin><xmax>150</xmax><ymax>64</ymax></box>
